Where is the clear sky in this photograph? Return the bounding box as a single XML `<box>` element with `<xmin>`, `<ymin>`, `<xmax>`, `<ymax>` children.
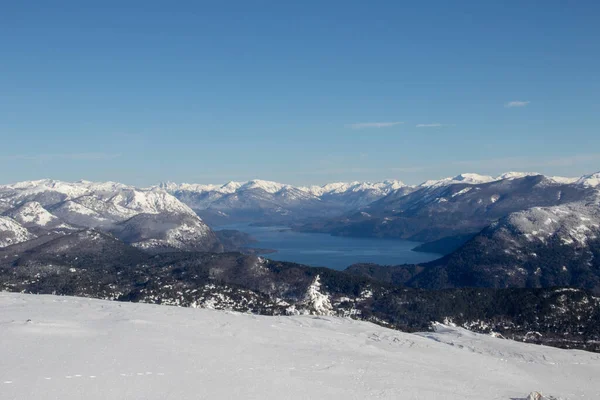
<box><xmin>1</xmin><ymin>1</ymin><xmax>599</xmax><ymax>186</ymax></box>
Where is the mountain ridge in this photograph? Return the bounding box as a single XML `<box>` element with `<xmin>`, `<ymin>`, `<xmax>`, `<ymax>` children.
<box><xmin>0</xmin><ymin>180</ymin><xmax>219</xmax><ymax>252</ymax></box>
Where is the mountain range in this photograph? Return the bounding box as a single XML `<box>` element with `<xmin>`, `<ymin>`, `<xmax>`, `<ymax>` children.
<box><xmin>1</xmin><ymin>172</ymin><xmax>599</xmax><ymax>258</ymax></box>
<box><xmin>299</xmin><ymin>173</ymin><xmax>600</xmax><ymax>244</ymax></box>
<box><xmin>158</xmin><ymin>179</ymin><xmax>411</xmax><ymax>225</ymax></box>
<box><xmin>1</xmin><ymin>172</ymin><xmax>600</xmax><ymax>351</ymax></box>
<box><xmin>0</xmin><ymin>180</ymin><xmax>221</xmax><ymax>252</ymax></box>
<box><xmin>161</xmin><ymin>172</ymin><xmax>599</xmax><ymax>230</ymax></box>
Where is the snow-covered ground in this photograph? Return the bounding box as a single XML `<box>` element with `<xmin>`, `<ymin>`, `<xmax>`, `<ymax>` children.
<box><xmin>1</xmin><ymin>293</ymin><xmax>599</xmax><ymax>399</ymax></box>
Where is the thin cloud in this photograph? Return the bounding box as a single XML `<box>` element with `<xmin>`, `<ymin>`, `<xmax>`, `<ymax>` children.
<box><xmin>347</xmin><ymin>122</ymin><xmax>404</xmax><ymax>129</ymax></box>
<box><xmin>452</xmin><ymin>153</ymin><xmax>600</xmax><ymax>169</ymax></box>
<box><xmin>301</xmin><ymin>165</ymin><xmax>430</xmax><ymax>175</ymax></box>
<box><xmin>416</xmin><ymin>123</ymin><xmax>450</xmax><ymax>128</ymax></box>
<box><xmin>388</xmin><ymin>166</ymin><xmax>429</xmax><ymax>173</ymax></box>
<box><xmin>0</xmin><ymin>153</ymin><xmax>122</xmax><ymax>161</ymax></box>
<box><xmin>505</xmin><ymin>100</ymin><xmax>530</xmax><ymax>108</ymax></box>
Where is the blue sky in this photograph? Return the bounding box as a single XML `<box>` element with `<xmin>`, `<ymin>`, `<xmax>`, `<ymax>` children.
<box><xmin>1</xmin><ymin>1</ymin><xmax>599</xmax><ymax>186</ymax></box>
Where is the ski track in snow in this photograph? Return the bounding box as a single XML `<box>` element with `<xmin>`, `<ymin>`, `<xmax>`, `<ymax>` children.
<box><xmin>2</xmin><ymin>292</ymin><xmax>600</xmax><ymax>400</ymax></box>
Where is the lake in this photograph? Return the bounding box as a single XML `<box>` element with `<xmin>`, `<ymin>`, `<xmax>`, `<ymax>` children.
<box><xmin>216</xmin><ymin>224</ymin><xmax>442</xmax><ymax>270</ymax></box>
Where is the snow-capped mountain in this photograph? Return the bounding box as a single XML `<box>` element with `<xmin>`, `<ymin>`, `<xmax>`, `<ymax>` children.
<box><xmin>0</xmin><ymin>179</ymin><xmax>194</xmax><ymax>218</ymax></box>
<box><xmin>0</xmin><ymin>179</ymin><xmax>129</xmax><ymax>212</ymax></box>
<box><xmin>0</xmin><ymin>180</ymin><xmax>219</xmax><ymax>252</ymax></box>
<box><xmin>1</xmin><ymin>172</ymin><xmax>598</xmax><ymax>252</ymax></box>
<box><xmin>418</xmin><ymin>173</ymin><xmax>496</xmax><ymax>188</ymax></box>
<box><xmin>161</xmin><ymin>179</ymin><xmax>410</xmax><ymax>224</ymax></box>
<box><xmin>576</xmin><ymin>172</ymin><xmax>600</xmax><ymax>187</ymax></box>
<box><xmin>46</xmin><ymin>187</ymin><xmax>198</xmax><ymax>228</ymax></box>
<box><xmin>162</xmin><ymin>172</ymin><xmax>597</xmax><ymax>226</ymax></box>
<box><xmin>300</xmin><ymin>173</ymin><xmax>600</xmax><ymax>242</ymax></box>
<box><xmin>159</xmin><ymin>179</ymin><xmax>321</xmax><ymax>222</ymax></box>
<box><xmin>304</xmin><ymin>180</ymin><xmax>413</xmax><ymax>209</ymax></box>
<box><xmin>299</xmin><ymin>179</ymin><xmax>407</xmax><ymax>197</ymax></box>
<box><xmin>418</xmin><ymin>171</ymin><xmax>582</xmax><ymax>188</ymax></box>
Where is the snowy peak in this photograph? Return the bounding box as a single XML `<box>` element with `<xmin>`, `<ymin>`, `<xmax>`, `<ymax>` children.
<box><xmin>162</xmin><ymin>179</ymin><xmax>409</xmax><ymax>218</ymax></box>
<box><xmin>300</xmin><ymin>180</ymin><xmax>407</xmax><ymax>196</ymax></box>
<box><xmin>420</xmin><ymin>172</ymin><xmax>552</xmax><ymax>188</ymax></box>
<box><xmin>238</xmin><ymin>180</ymin><xmax>290</xmax><ymax>193</ymax></box>
<box><xmin>159</xmin><ymin>180</ymin><xmax>288</xmax><ymax>195</ymax></box>
<box><xmin>219</xmin><ymin>181</ymin><xmax>243</xmax><ymax>192</ymax></box>
<box><xmin>0</xmin><ymin>179</ymin><xmax>131</xmax><ymax>200</ymax></box>
<box><xmin>109</xmin><ymin>188</ymin><xmax>197</xmax><ymax>217</ymax></box>
<box><xmin>419</xmin><ymin>173</ymin><xmax>495</xmax><ymax>188</ymax></box>
<box><xmin>576</xmin><ymin>171</ymin><xmax>600</xmax><ymax>188</ymax></box>
<box><xmin>0</xmin><ymin>180</ymin><xmax>217</xmax><ymax>252</ymax></box>
<box><xmin>158</xmin><ymin>181</ymin><xmax>240</xmax><ymax>194</ymax></box>
<box><xmin>496</xmin><ymin>171</ymin><xmax>541</xmax><ymax>180</ymax></box>
<box><xmin>164</xmin><ymin>179</ymin><xmax>406</xmax><ymax>197</ymax></box>
<box><xmin>418</xmin><ymin>171</ymin><xmax>580</xmax><ymax>188</ymax></box>
<box><xmin>548</xmin><ymin>176</ymin><xmax>578</xmax><ymax>184</ymax></box>
<box><xmin>4</xmin><ymin>201</ymin><xmax>59</xmax><ymax>228</ymax></box>
<box><xmin>453</xmin><ymin>173</ymin><xmax>495</xmax><ymax>184</ymax></box>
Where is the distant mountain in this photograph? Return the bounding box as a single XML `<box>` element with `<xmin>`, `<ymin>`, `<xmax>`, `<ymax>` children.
<box><xmin>577</xmin><ymin>171</ymin><xmax>600</xmax><ymax>187</ymax></box>
<box><xmin>299</xmin><ymin>180</ymin><xmax>412</xmax><ymax>207</ymax></box>
<box><xmin>160</xmin><ymin>179</ymin><xmax>410</xmax><ymax>225</ymax></box>
<box><xmin>300</xmin><ymin>173</ymin><xmax>600</xmax><ymax>242</ymax></box>
<box><xmin>418</xmin><ymin>173</ymin><xmax>496</xmax><ymax>188</ymax></box>
<box><xmin>0</xmin><ymin>180</ymin><xmax>219</xmax><ymax>252</ymax></box>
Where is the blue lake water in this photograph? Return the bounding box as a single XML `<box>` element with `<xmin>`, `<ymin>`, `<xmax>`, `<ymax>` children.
<box><xmin>216</xmin><ymin>224</ymin><xmax>442</xmax><ymax>270</ymax></box>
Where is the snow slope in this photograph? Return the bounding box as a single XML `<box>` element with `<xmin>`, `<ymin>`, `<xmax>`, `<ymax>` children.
<box><xmin>493</xmin><ymin>202</ymin><xmax>600</xmax><ymax>245</ymax></box>
<box><xmin>0</xmin><ymin>216</ymin><xmax>36</xmax><ymax>247</ymax></box>
<box><xmin>4</xmin><ymin>201</ymin><xmax>75</xmax><ymax>231</ymax></box>
<box><xmin>1</xmin><ymin>292</ymin><xmax>598</xmax><ymax>400</ymax></box>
